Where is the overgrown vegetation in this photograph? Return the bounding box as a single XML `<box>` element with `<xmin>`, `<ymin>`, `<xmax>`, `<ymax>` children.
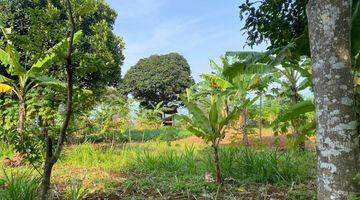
<box><xmin>0</xmin><ymin>0</ymin><xmax>359</xmax><ymax>199</ymax></box>
<box><xmin>0</xmin><ymin>141</ymin><xmax>316</xmax><ymax>199</ymax></box>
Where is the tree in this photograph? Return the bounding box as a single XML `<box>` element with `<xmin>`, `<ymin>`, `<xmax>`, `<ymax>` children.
<box><xmin>239</xmin><ymin>0</ymin><xmax>309</xmax><ymax>50</ymax></box>
<box><xmin>0</xmin><ymin>0</ymin><xmax>125</xmax><ymax>155</ymax></box>
<box><xmin>123</xmin><ymin>53</ymin><xmax>194</xmax><ymax>109</ymax></box>
<box><xmin>0</xmin><ymin>22</ymin><xmax>81</xmax><ymax>146</ymax></box>
<box><xmin>307</xmin><ymin>0</ymin><xmax>359</xmax><ymax>198</ymax></box>
<box><xmin>40</xmin><ymin>0</ymin><xmax>77</xmax><ymax>198</ymax></box>
<box><xmin>0</xmin><ymin>0</ymin><xmax>125</xmax><ymax>94</ymax></box>
<box><xmin>181</xmin><ymin>92</ymin><xmax>248</xmax><ymax>184</ymax></box>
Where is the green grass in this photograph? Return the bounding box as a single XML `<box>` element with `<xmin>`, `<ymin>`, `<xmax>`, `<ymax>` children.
<box><xmin>82</xmin><ymin>126</ymin><xmax>192</xmax><ymax>143</ymax></box>
<box><xmin>0</xmin><ymin>142</ymin><xmax>14</xmax><ymax>158</ymax></box>
<box><xmin>0</xmin><ymin>138</ymin><xmax>316</xmax><ymax>199</ymax></box>
<box><xmin>0</xmin><ymin>169</ymin><xmax>40</xmax><ymax>200</ymax></box>
<box><xmin>119</xmin><ymin>144</ymin><xmax>315</xmax><ymax>198</ymax></box>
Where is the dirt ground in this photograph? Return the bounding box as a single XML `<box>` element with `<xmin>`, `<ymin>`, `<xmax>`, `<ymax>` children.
<box><xmin>175</xmin><ymin>128</ymin><xmax>316</xmax><ymax>150</ymax></box>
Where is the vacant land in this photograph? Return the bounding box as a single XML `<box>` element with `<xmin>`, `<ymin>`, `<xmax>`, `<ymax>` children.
<box><xmin>0</xmin><ymin>131</ymin><xmax>317</xmax><ymax>200</ymax></box>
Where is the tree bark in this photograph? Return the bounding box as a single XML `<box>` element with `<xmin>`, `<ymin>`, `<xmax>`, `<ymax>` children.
<box><xmin>259</xmin><ymin>93</ymin><xmax>262</xmax><ymax>142</ymax></box>
<box><xmin>17</xmin><ymin>89</ymin><xmax>26</xmax><ymax>138</ymax></box>
<box><xmin>212</xmin><ymin>141</ymin><xmax>222</xmax><ymax>184</ymax></box>
<box><xmin>290</xmin><ymin>79</ymin><xmax>305</xmax><ymax>150</ymax></box>
<box><xmin>307</xmin><ymin>1</ymin><xmax>359</xmax><ymax>199</ymax></box>
<box><xmin>40</xmin><ymin>122</ymin><xmax>54</xmax><ymax>200</ymax></box>
<box><xmin>242</xmin><ymin>108</ymin><xmax>250</xmax><ymax>146</ymax></box>
<box><xmin>289</xmin><ymin>69</ymin><xmax>305</xmax><ymax>150</ymax></box>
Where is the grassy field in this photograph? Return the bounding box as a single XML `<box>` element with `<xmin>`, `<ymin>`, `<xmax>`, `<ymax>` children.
<box><xmin>0</xmin><ymin>130</ymin><xmax>317</xmax><ymax>200</ymax></box>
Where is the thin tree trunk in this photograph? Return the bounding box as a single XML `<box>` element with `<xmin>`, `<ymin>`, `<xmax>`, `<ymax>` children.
<box><xmin>307</xmin><ymin>1</ymin><xmax>359</xmax><ymax>199</ymax></box>
<box><xmin>290</xmin><ymin>81</ymin><xmax>305</xmax><ymax>150</ymax></box>
<box><xmin>40</xmin><ymin>0</ymin><xmax>75</xmax><ymax>198</ymax></box>
<box><xmin>242</xmin><ymin>108</ymin><xmax>249</xmax><ymax>146</ymax></box>
<box><xmin>259</xmin><ymin>94</ymin><xmax>262</xmax><ymax>142</ymax></box>
<box><xmin>142</xmin><ymin>130</ymin><xmax>145</xmax><ymax>142</ymax></box>
<box><xmin>212</xmin><ymin>141</ymin><xmax>222</xmax><ymax>184</ymax></box>
<box><xmin>17</xmin><ymin>90</ymin><xmax>26</xmax><ymax>138</ymax></box>
<box><xmin>40</xmin><ymin>127</ymin><xmax>53</xmax><ymax>200</ymax></box>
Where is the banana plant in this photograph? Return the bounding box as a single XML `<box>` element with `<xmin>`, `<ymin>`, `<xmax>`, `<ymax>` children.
<box><xmin>224</xmin><ymin>50</ymin><xmax>314</xmax><ymax>149</ymax></box>
<box><xmin>209</xmin><ymin>54</ymin><xmax>274</xmax><ymax>145</ymax></box>
<box><xmin>0</xmin><ymin>24</ymin><xmax>82</xmax><ymax>140</ymax></box>
<box><xmin>181</xmin><ymin>92</ymin><xmax>257</xmax><ymax>184</ymax></box>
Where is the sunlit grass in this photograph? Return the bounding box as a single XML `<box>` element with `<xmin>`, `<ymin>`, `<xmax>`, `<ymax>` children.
<box><xmin>0</xmin><ymin>139</ymin><xmax>316</xmax><ymax>199</ymax></box>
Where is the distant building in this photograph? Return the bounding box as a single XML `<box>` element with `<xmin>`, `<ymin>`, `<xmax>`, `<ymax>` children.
<box><xmin>163</xmin><ymin>114</ymin><xmax>175</xmax><ymax>126</ymax></box>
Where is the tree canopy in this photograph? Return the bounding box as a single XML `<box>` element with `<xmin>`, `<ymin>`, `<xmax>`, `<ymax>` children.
<box><xmin>123</xmin><ymin>53</ymin><xmax>194</xmax><ymax>109</ymax></box>
<box><xmin>239</xmin><ymin>0</ymin><xmax>308</xmax><ymax>50</ymax></box>
<box><xmin>0</xmin><ymin>0</ymin><xmax>125</xmax><ymax>92</ymax></box>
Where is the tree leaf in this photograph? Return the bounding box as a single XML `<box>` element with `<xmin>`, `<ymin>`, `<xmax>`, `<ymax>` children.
<box><xmin>272</xmin><ymin>100</ymin><xmax>315</xmax><ymax>126</ymax></box>
<box><xmin>219</xmin><ymin>105</ymin><xmax>242</xmax><ymax>131</ymax></box>
<box><xmin>182</xmin><ymin>96</ymin><xmax>212</xmax><ymax>134</ymax></box>
<box><xmin>27</xmin><ymin>31</ymin><xmax>83</xmax><ymax>77</ymax></box>
<box><xmin>209</xmin><ymin>95</ymin><xmax>220</xmax><ymax>133</ymax></box>
<box><xmin>0</xmin><ymin>83</ymin><xmax>13</xmax><ymax>93</ymax></box>
<box><xmin>201</xmin><ymin>74</ymin><xmax>233</xmax><ymax>90</ymax></box>
<box><xmin>33</xmin><ymin>75</ymin><xmax>67</xmax><ymax>90</ymax></box>
<box><xmin>0</xmin><ymin>48</ymin><xmax>10</xmax><ymax>66</ymax></box>
<box><xmin>4</xmin><ymin>44</ymin><xmax>26</xmax><ymax>76</ymax></box>
<box><xmin>0</xmin><ymin>74</ymin><xmax>12</xmax><ymax>83</ymax></box>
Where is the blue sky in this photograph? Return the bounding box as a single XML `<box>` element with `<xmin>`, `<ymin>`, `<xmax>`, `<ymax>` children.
<box><xmin>106</xmin><ymin>0</ymin><xmax>267</xmax><ymax>81</ymax></box>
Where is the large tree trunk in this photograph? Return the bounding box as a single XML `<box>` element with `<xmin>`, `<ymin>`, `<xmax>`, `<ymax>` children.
<box><xmin>307</xmin><ymin>1</ymin><xmax>359</xmax><ymax>199</ymax></box>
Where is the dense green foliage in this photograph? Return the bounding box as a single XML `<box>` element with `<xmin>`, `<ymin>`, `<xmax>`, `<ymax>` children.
<box><xmin>0</xmin><ymin>0</ymin><xmax>124</xmax><ymax>90</ymax></box>
<box><xmin>123</xmin><ymin>53</ymin><xmax>194</xmax><ymax>109</ymax></box>
<box><xmin>239</xmin><ymin>0</ymin><xmax>308</xmax><ymax>50</ymax></box>
<box><xmin>0</xmin><ymin>0</ymin><xmax>358</xmax><ymax>198</ymax></box>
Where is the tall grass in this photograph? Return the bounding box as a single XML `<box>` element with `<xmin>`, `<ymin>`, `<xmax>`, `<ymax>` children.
<box><xmin>83</xmin><ymin>127</ymin><xmax>192</xmax><ymax>143</ymax></box>
<box><xmin>59</xmin><ymin>143</ymin><xmax>125</xmax><ymax>169</ymax></box>
<box><xmin>0</xmin><ymin>170</ymin><xmax>39</xmax><ymax>200</ymax></box>
<box><xmin>131</xmin><ymin>145</ymin><xmax>315</xmax><ymax>184</ymax></box>
<box><xmin>0</xmin><ymin>142</ymin><xmax>14</xmax><ymax>158</ymax></box>
<box><xmin>65</xmin><ymin>178</ymin><xmax>89</xmax><ymax>200</ymax></box>
<box><xmin>134</xmin><ymin>145</ymin><xmax>198</xmax><ymax>174</ymax></box>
